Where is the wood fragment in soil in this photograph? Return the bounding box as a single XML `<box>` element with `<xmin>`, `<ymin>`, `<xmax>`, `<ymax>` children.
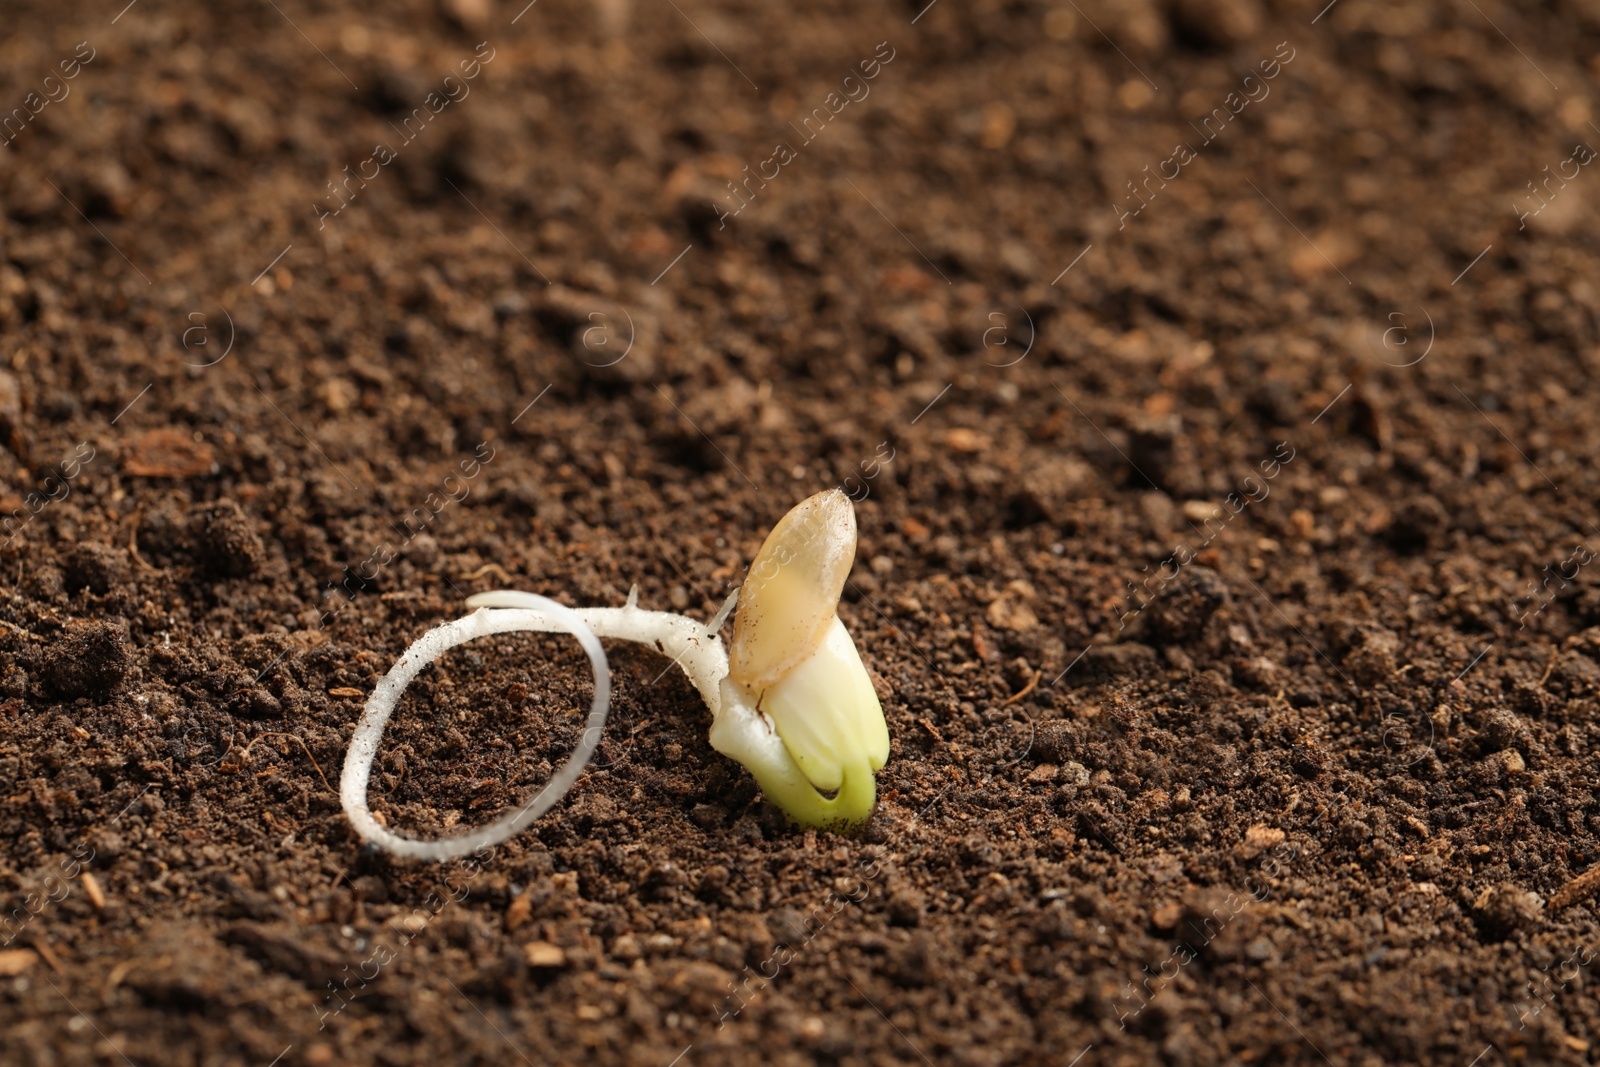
<box><xmin>81</xmin><ymin>872</ymin><xmax>106</xmax><ymax>911</ymax></box>
<box><xmin>0</xmin><ymin>949</ymin><xmax>37</xmax><ymax>976</ymax></box>
<box><xmin>123</xmin><ymin>428</ymin><xmax>217</xmax><ymax>478</ymax></box>
<box><xmin>106</xmin><ymin>959</ymin><xmax>136</xmax><ymax>990</ymax></box>
<box><xmin>31</xmin><ymin>940</ymin><xmax>64</xmax><ymax>974</ymax></box>
<box><xmin>1548</xmin><ymin>865</ymin><xmax>1600</xmax><ymax>911</ymax></box>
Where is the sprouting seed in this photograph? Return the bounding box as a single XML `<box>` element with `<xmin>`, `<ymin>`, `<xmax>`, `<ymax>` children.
<box><xmin>339</xmin><ymin>489</ymin><xmax>890</xmax><ymax>861</ymax></box>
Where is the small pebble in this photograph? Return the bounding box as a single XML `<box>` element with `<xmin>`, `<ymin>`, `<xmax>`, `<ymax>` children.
<box><xmin>523</xmin><ymin>941</ymin><xmax>568</xmax><ymax>968</ymax></box>
<box><xmin>1238</xmin><ymin>824</ymin><xmax>1285</xmax><ymax>859</ymax></box>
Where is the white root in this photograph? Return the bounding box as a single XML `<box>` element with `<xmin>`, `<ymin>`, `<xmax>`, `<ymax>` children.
<box><xmin>341</xmin><ymin>596</ymin><xmax>609</xmax><ymax>861</ymax></box>
<box><xmin>340</xmin><ymin>589</ymin><xmax>762</xmax><ymax>861</ymax></box>
<box><xmin>464</xmin><ymin>588</ymin><xmax>733</xmax><ymax>713</ymax></box>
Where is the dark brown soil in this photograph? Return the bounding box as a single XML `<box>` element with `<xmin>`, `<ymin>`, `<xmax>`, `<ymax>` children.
<box><xmin>4</xmin><ymin>0</ymin><xmax>1600</xmax><ymax>1064</ymax></box>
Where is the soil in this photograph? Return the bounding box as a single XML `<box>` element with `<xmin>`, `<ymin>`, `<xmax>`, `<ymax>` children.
<box><xmin>3</xmin><ymin>0</ymin><xmax>1600</xmax><ymax>1064</ymax></box>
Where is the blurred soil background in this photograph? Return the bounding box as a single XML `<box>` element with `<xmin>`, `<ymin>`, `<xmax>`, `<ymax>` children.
<box><xmin>3</xmin><ymin>0</ymin><xmax>1600</xmax><ymax>1064</ymax></box>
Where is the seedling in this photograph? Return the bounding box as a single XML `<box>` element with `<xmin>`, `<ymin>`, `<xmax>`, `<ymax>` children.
<box><xmin>340</xmin><ymin>489</ymin><xmax>890</xmax><ymax>861</ymax></box>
